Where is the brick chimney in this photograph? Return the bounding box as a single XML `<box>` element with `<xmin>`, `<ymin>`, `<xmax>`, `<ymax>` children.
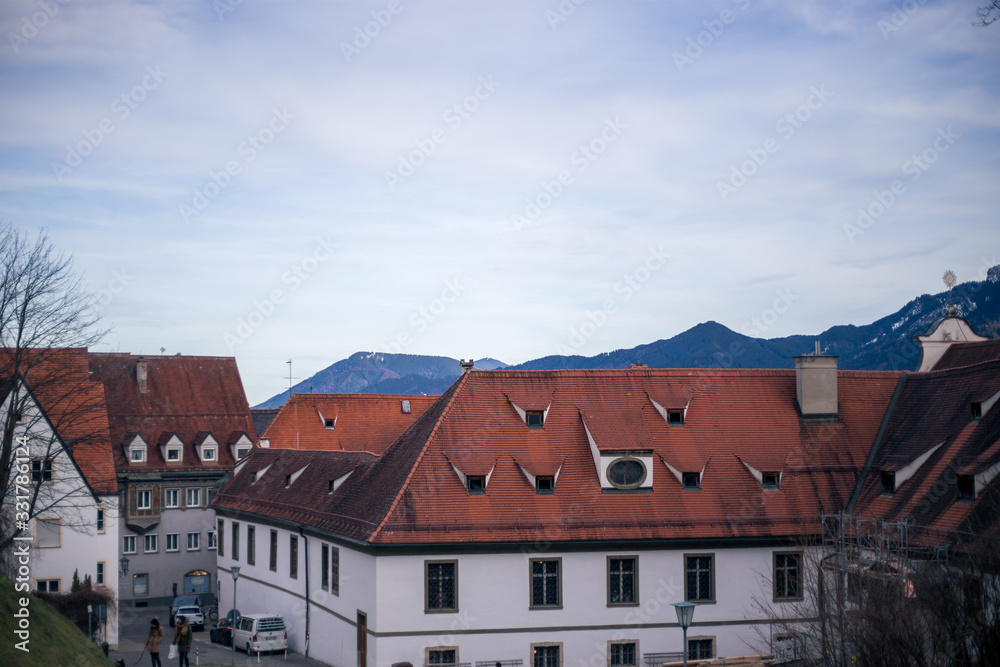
<box><xmin>459</xmin><ymin>359</ymin><xmax>475</xmax><ymax>374</ymax></box>
<box><xmin>137</xmin><ymin>357</ymin><xmax>148</xmax><ymax>394</ymax></box>
<box><xmin>794</xmin><ymin>342</ymin><xmax>838</xmax><ymax>419</ymax></box>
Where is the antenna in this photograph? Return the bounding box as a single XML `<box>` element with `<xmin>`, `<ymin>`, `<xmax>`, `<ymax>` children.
<box><xmin>943</xmin><ymin>269</ymin><xmax>957</xmax><ymax>316</ymax></box>
<box><xmin>286</xmin><ymin>359</ymin><xmax>300</xmax><ymax>394</ymax></box>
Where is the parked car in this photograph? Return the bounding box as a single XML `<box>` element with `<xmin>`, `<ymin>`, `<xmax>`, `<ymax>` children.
<box><xmin>209</xmin><ymin>617</ymin><xmax>234</xmax><ymax>646</ymax></box>
<box><xmin>232</xmin><ymin>614</ymin><xmax>288</xmax><ymax>655</ymax></box>
<box><xmin>170</xmin><ymin>595</ymin><xmax>202</xmax><ymax>627</ymax></box>
<box><xmin>175</xmin><ymin>606</ymin><xmax>205</xmax><ymax>632</ymax></box>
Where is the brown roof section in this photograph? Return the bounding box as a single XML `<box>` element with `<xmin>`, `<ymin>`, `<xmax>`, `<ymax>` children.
<box><xmin>260</xmin><ymin>393</ymin><xmax>437</xmax><ymax>453</ymax></box>
<box><xmin>933</xmin><ymin>339</ymin><xmax>1000</xmax><ymax>371</ymax></box>
<box><xmin>0</xmin><ymin>348</ymin><xmax>117</xmax><ymax>494</ymax></box>
<box><xmin>88</xmin><ymin>353</ymin><xmax>257</xmax><ymax>472</ymax></box>
<box><xmin>215</xmin><ymin>368</ymin><xmax>902</xmax><ymax>546</ymax></box>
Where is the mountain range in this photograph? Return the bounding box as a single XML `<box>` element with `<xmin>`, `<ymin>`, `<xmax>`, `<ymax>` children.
<box><xmin>255</xmin><ymin>267</ymin><xmax>1000</xmax><ymax>408</ymax></box>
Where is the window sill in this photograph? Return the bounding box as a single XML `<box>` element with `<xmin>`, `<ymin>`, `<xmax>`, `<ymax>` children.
<box><xmin>529</xmin><ymin>605</ymin><xmax>563</xmax><ymax>610</ymax></box>
<box><xmin>424</xmin><ymin>608</ymin><xmax>459</xmax><ymax>614</ymax></box>
<box><xmin>607</xmin><ymin>601</ymin><xmax>640</xmax><ymax>607</ymax></box>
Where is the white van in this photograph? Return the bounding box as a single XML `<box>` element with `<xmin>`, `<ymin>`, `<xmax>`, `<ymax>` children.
<box><xmin>232</xmin><ymin>614</ymin><xmax>288</xmax><ymax>655</ymax></box>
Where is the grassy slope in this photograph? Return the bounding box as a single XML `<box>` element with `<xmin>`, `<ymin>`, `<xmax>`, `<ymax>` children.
<box><xmin>0</xmin><ymin>575</ymin><xmax>111</xmax><ymax>667</ymax></box>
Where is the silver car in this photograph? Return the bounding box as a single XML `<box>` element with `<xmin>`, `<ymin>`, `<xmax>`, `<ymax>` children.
<box><xmin>175</xmin><ymin>606</ymin><xmax>205</xmax><ymax>632</ymax></box>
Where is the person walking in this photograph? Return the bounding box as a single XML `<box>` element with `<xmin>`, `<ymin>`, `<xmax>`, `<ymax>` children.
<box><xmin>173</xmin><ymin>615</ymin><xmax>192</xmax><ymax>667</ymax></box>
<box><xmin>145</xmin><ymin>617</ymin><xmax>165</xmax><ymax>667</ymax></box>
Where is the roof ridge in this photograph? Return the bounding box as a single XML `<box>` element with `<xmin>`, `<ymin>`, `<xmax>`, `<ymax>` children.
<box><xmin>368</xmin><ymin>373</ymin><xmax>469</xmax><ymax>541</ymax></box>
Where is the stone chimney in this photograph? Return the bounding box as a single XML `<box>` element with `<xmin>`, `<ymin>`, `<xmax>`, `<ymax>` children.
<box><xmin>794</xmin><ymin>342</ymin><xmax>838</xmax><ymax>418</ymax></box>
<box><xmin>459</xmin><ymin>359</ymin><xmax>475</xmax><ymax>374</ymax></box>
<box><xmin>137</xmin><ymin>357</ymin><xmax>148</xmax><ymax>394</ymax></box>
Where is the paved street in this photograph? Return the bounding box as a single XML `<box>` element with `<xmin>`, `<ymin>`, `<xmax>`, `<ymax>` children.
<box><xmin>112</xmin><ymin>605</ymin><xmax>326</xmax><ymax>667</ymax></box>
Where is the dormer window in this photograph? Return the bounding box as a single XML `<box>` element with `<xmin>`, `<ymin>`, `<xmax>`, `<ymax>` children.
<box><xmin>880</xmin><ymin>472</ymin><xmax>895</xmax><ymax>495</ymax></box>
<box><xmin>328</xmin><ymin>479</ymin><xmax>335</xmax><ymax>493</ymax></box>
<box><xmin>762</xmin><ymin>472</ymin><xmax>780</xmax><ymax>490</ymax></box>
<box><xmin>608</xmin><ymin>458</ymin><xmax>646</xmax><ymax>490</ymax></box>
<box><xmin>401</xmin><ymin>400</ymin><xmax>411</xmax><ymax>414</ymax></box>
<box><xmin>236</xmin><ymin>447</ymin><xmax>249</xmax><ymax>460</ymax></box>
<box><xmin>284</xmin><ymin>474</ymin><xmax>292</xmax><ymax>487</ymax></box>
<box><xmin>467</xmin><ymin>476</ymin><xmax>486</xmax><ymax>494</ymax></box>
<box><xmin>958</xmin><ymin>475</ymin><xmax>975</xmax><ymax>501</ymax></box>
<box><xmin>526</xmin><ymin>411</ymin><xmax>544</xmax><ymax>429</ymax></box>
<box><xmin>324</xmin><ymin>418</ymin><xmax>335</xmax><ymax>430</ymax></box>
<box><xmin>202</xmin><ymin>448</ymin><xmax>216</xmax><ymax>461</ymax></box>
<box><xmin>166</xmin><ymin>447</ymin><xmax>181</xmax><ymax>462</ymax></box>
<box><xmin>536</xmin><ymin>475</ymin><xmax>555</xmax><ymax>494</ymax></box>
<box><xmin>130</xmin><ymin>448</ymin><xmax>145</xmax><ymax>463</ymax></box>
<box><xmin>682</xmin><ymin>472</ymin><xmax>701</xmax><ymax>490</ymax></box>
<box><xmin>971</xmin><ymin>402</ymin><xmax>982</xmax><ymax>420</ymax></box>
<box><xmin>667</xmin><ymin>410</ymin><xmax>685</xmax><ymax>426</ymax></box>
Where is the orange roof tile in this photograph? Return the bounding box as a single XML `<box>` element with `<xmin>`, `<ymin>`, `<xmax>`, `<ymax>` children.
<box><xmin>260</xmin><ymin>393</ymin><xmax>437</xmax><ymax>453</ymax></box>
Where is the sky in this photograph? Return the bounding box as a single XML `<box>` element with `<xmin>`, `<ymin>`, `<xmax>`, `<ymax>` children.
<box><xmin>1</xmin><ymin>0</ymin><xmax>998</xmax><ymax>405</ymax></box>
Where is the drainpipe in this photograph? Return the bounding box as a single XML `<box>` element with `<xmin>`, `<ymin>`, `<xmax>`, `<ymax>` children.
<box><xmin>299</xmin><ymin>526</ymin><xmax>310</xmax><ymax>658</ymax></box>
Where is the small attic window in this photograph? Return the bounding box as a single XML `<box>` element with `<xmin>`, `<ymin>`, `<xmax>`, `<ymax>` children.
<box><xmin>328</xmin><ymin>479</ymin><xmax>335</xmax><ymax>493</ymax></box>
<box><xmin>467</xmin><ymin>476</ymin><xmax>486</xmax><ymax>494</ymax></box>
<box><xmin>14</xmin><ymin>410</ymin><xmax>25</xmax><ymax>425</ymax></box>
<box><xmin>667</xmin><ymin>410</ymin><xmax>685</xmax><ymax>426</ymax></box>
<box><xmin>130</xmin><ymin>449</ymin><xmax>145</xmax><ymax>463</ymax></box>
<box><xmin>236</xmin><ymin>447</ymin><xmax>249</xmax><ymax>460</ymax></box>
<box><xmin>682</xmin><ymin>472</ymin><xmax>700</xmax><ymax>490</ymax></box>
<box><xmin>880</xmin><ymin>472</ymin><xmax>895</xmax><ymax>495</ymax></box>
<box><xmin>958</xmin><ymin>475</ymin><xmax>975</xmax><ymax>501</ymax></box>
<box><xmin>526</xmin><ymin>411</ymin><xmax>544</xmax><ymax>429</ymax></box>
<box><xmin>284</xmin><ymin>474</ymin><xmax>292</xmax><ymax>488</ymax></box>
<box><xmin>324</xmin><ymin>418</ymin><xmax>335</xmax><ymax>430</ymax></box>
<box><xmin>762</xmin><ymin>472</ymin><xmax>780</xmax><ymax>490</ymax></box>
<box><xmin>971</xmin><ymin>402</ymin><xmax>982</xmax><ymax>420</ymax></box>
<box><xmin>401</xmin><ymin>400</ymin><xmax>411</xmax><ymax>414</ymax></box>
<box><xmin>608</xmin><ymin>458</ymin><xmax>646</xmax><ymax>490</ymax></box>
<box><xmin>536</xmin><ymin>475</ymin><xmax>555</xmax><ymax>494</ymax></box>
<box><xmin>202</xmin><ymin>448</ymin><xmax>216</xmax><ymax>461</ymax></box>
<box><xmin>166</xmin><ymin>447</ymin><xmax>181</xmax><ymax>461</ymax></box>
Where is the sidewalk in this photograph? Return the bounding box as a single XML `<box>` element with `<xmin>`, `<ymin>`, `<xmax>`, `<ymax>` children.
<box><xmin>113</xmin><ymin>605</ymin><xmax>326</xmax><ymax>667</ymax></box>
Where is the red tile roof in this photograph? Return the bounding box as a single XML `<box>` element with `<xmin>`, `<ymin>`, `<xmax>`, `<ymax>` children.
<box><xmin>259</xmin><ymin>393</ymin><xmax>437</xmax><ymax>453</ymax></box>
<box><xmin>214</xmin><ymin>367</ymin><xmax>903</xmax><ymax>546</ymax></box>
<box><xmin>88</xmin><ymin>353</ymin><xmax>257</xmax><ymax>472</ymax></box>
<box><xmin>0</xmin><ymin>348</ymin><xmax>117</xmax><ymax>494</ymax></box>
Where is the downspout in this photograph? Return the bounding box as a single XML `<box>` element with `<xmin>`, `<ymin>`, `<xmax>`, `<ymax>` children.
<box><xmin>299</xmin><ymin>526</ymin><xmax>310</xmax><ymax>657</ymax></box>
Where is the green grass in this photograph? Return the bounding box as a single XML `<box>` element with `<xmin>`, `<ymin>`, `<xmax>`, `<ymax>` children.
<box><xmin>0</xmin><ymin>574</ymin><xmax>112</xmax><ymax>667</ymax></box>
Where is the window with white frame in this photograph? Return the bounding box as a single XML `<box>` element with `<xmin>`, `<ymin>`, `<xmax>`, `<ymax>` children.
<box><xmin>207</xmin><ymin>530</ymin><xmax>217</xmax><ymax>550</ymax></box>
<box><xmin>144</xmin><ymin>534</ymin><xmax>158</xmax><ymax>553</ymax></box>
<box><xmin>202</xmin><ymin>447</ymin><xmax>216</xmax><ymax>461</ymax></box>
<box><xmin>166</xmin><ymin>446</ymin><xmax>181</xmax><ymax>461</ymax></box>
<box><xmin>164</xmin><ymin>489</ymin><xmax>179</xmax><ymax>508</ymax></box>
<box><xmin>96</xmin><ymin>508</ymin><xmax>105</xmax><ymax>534</ymax></box>
<box><xmin>123</xmin><ymin>535</ymin><xmax>137</xmax><ymax>554</ymax></box>
<box><xmin>187</xmin><ymin>532</ymin><xmax>200</xmax><ymax>550</ymax></box>
<box><xmin>186</xmin><ymin>488</ymin><xmax>201</xmax><ymax>507</ymax></box>
<box><xmin>136</xmin><ymin>490</ymin><xmax>152</xmax><ymax>510</ymax></box>
<box><xmin>165</xmin><ymin>533</ymin><xmax>179</xmax><ymax>552</ymax></box>
<box><xmin>30</xmin><ymin>458</ymin><xmax>54</xmax><ymax>484</ymax></box>
<box><xmin>130</xmin><ymin>447</ymin><xmax>145</xmax><ymax>463</ymax></box>
<box><xmin>96</xmin><ymin>562</ymin><xmax>105</xmax><ymax>586</ymax></box>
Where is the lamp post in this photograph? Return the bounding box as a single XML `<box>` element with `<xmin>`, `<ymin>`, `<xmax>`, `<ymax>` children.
<box><xmin>672</xmin><ymin>601</ymin><xmax>695</xmax><ymax>667</ymax></box>
<box><xmin>231</xmin><ymin>566</ymin><xmax>240</xmax><ymax>666</ymax></box>
<box><xmin>119</xmin><ymin>556</ymin><xmax>129</xmax><ymax>577</ymax></box>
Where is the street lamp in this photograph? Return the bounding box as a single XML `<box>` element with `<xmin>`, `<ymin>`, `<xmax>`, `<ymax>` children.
<box><xmin>672</xmin><ymin>601</ymin><xmax>696</xmax><ymax>667</ymax></box>
<box><xmin>231</xmin><ymin>566</ymin><xmax>240</xmax><ymax>666</ymax></box>
<box><xmin>119</xmin><ymin>556</ymin><xmax>129</xmax><ymax>577</ymax></box>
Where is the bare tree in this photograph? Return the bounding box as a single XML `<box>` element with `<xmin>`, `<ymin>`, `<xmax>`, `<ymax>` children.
<box><xmin>975</xmin><ymin>0</ymin><xmax>1000</xmax><ymax>26</ymax></box>
<box><xmin>0</xmin><ymin>225</ymin><xmax>109</xmax><ymax>573</ymax></box>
